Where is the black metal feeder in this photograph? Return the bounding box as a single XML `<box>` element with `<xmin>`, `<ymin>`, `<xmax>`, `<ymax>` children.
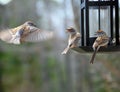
<box><xmin>73</xmin><ymin>0</ymin><xmax>120</xmax><ymax>53</ymax></box>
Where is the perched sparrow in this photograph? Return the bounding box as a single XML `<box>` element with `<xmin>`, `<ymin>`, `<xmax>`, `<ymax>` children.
<box><xmin>61</xmin><ymin>27</ymin><xmax>81</xmax><ymax>54</ymax></box>
<box><xmin>0</xmin><ymin>21</ymin><xmax>53</xmax><ymax>44</ymax></box>
<box><xmin>90</xmin><ymin>30</ymin><xmax>109</xmax><ymax>64</ymax></box>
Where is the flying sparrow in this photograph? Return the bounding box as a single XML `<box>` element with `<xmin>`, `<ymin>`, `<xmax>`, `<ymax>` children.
<box><xmin>61</xmin><ymin>27</ymin><xmax>81</xmax><ymax>54</ymax></box>
<box><xmin>0</xmin><ymin>21</ymin><xmax>53</xmax><ymax>44</ymax></box>
<box><xmin>90</xmin><ymin>30</ymin><xmax>109</xmax><ymax>64</ymax></box>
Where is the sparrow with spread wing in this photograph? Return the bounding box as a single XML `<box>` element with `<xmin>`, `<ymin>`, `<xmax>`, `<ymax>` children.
<box><xmin>90</xmin><ymin>30</ymin><xmax>109</xmax><ymax>64</ymax></box>
<box><xmin>0</xmin><ymin>21</ymin><xmax>53</xmax><ymax>44</ymax></box>
<box><xmin>61</xmin><ymin>27</ymin><xmax>81</xmax><ymax>54</ymax></box>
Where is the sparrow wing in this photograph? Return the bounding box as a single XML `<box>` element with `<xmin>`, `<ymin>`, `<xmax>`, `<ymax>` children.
<box><xmin>0</xmin><ymin>30</ymin><xmax>12</xmax><ymax>43</ymax></box>
<box><xmin>69</xmin><ymin>33</ymin><xmax>81</xmax><ymax>47</ymax></box>
<box><xmin>96</xmin><ymin>37</ymin><xmax>109</xmax><ymax>46</ymax></box>
<box><xmin>21</xmin><ymin>26</ymin><xmax>53</xmax><ymax>42</ymax></box>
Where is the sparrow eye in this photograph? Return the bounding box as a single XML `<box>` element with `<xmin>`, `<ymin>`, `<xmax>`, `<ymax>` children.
<box><xmin>26</xmin><ymin>22</ymin><xmax>36</xmax><ymax>27</ymax></box>
<box><xmin>29</xmin><ymin>23</ymin><xmax>36</xmax><ymax>27</ymax></box>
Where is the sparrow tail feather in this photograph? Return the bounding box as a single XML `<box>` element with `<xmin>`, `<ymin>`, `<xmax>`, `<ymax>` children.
<box><xmin>90</xmin><ymin>47</ymin><xmax>98</xmax><ymax>64</ymax></box>
<box><xmin>61</xmin><ymin>47</ymin><xmax>70</xmax><ymax>55</ymax></box>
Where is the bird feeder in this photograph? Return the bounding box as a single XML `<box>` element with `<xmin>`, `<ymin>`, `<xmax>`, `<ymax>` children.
<box><xmin>73</xmin><ymin>0</ymin><xmax>120</xmax><ymax>53</ymax></box>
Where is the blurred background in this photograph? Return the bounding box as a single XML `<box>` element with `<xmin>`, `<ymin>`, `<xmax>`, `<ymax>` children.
<box><xmin>0</xmin><ymin>0</ymin><xmax>120</xmax><ymax>92</ymax></box>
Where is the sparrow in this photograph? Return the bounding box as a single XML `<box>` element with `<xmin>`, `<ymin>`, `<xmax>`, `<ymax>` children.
<box><xmin>90</xmin><ymin>30</ymin><xmax>109</xmax><ymax>64</ymax></box>
<box><xmin>0</xmin><ymin>21</ymin><xmax>53</xmax><ymax>44</ymax></box>
<box><xmin>61</xmin><ymin>27</ymin><xmax>81</xmax><ymax>54</ymax></box>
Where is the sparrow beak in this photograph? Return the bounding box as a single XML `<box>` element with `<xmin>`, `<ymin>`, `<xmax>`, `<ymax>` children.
<box><xmin>65</xmin><ymin>29</ymin><xmax>68</xmax><ymax>32</ymax></box>
<box><xmin>65</xmin><ymin>29</ymin><xmax>71</xmax><ymax>33</ymax></box>
<box><xmin>29</xmin><ymin>26</ymin><xmax>35</xmax><ymax>30</ymax></box>
<box><xmin>66</xmin><ymin>29</ymin><xmax>75</xmax><ymax>33</ymax></box>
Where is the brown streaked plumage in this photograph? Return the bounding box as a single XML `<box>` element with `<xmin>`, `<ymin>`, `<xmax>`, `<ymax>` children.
<box><xmin>61</xmin><ymin>27</ymin><xmax>81</xmax><ymax>54</ymax></box>
<box><xmin>0</xmin><ymin>21</ymin><xmax>53</xmax><ymax>44</ymax></box>
<box><xmin>90</xmin><ymin>30</ymin><xmax>109</xmax><ymax>64</ymax></box>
